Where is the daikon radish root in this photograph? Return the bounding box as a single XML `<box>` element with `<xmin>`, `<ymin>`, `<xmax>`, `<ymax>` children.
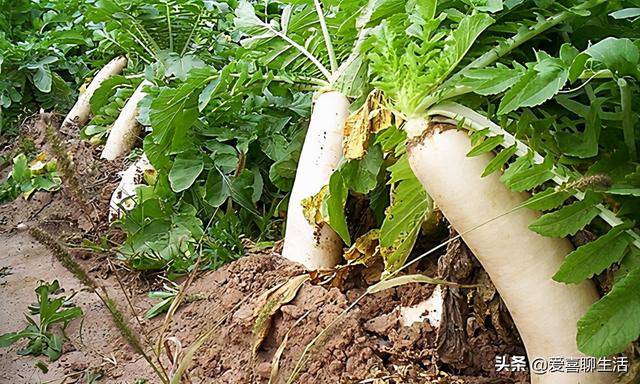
<box><xmin>101</xmin><ymin>80</ymin><xmax>151</xmax><ymax>160</ymax></box>
<box><xmin>109</xmin><ymin>154</ymin><xmax>153</xmax><ymax>220</ymax></box>
<box><xmin>62</xmin><ymin>56</ymin><xmax>128</xmax><ymax>128</ymax></box>
<box><xmin>405</xmin><ymin>120</ymin><xmax>613</xmax><ymax>384</ymax></box>
<box><xmin>281</xmin><ymin>91</ymin><xmax>350</xmax><ymax>270</ymax></box>
<box><xmin>400</xmin><ymin>285</ymin><xmax>443</xmax><ymax>328</ymax></box>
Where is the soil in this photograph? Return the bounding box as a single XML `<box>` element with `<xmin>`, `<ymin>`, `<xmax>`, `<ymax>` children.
<box><xmin>169</xmin><ymin>253</ymin><xmax>529</xmax><ymax>384</ymax></box>
<box><xmin>1</xmin><ymin>112</ymin><xmax>615</xmax><ymax>384</ymax></box>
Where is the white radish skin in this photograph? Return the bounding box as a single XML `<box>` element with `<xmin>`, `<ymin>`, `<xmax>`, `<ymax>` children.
<box><xmin>282</xmin><ymin>91</ymin><xmax>350</xmax><ymax>270</ymax></box>
<box><xmin>406</xmin><ymin>119</ymin><xmax>613</xmax><ymax>384</ymax></box>
<box><xmin>63</xmin><ymin>56</ymin><xmax>128</xmax><ymax>128</ymax></box>
<box><xmin>101</xmin><ymin>80</ymin><xmax>152</xmax><ymax>160</ymax></box>
<box><xmin>109</xmin><ymin>154</ymin><xmax>153</xmax><ymax>220</ymax></box>
<box><xmin>400</xmin><ymin>285</ymin><xmax>443</xmax><ymax>328</ymax></box>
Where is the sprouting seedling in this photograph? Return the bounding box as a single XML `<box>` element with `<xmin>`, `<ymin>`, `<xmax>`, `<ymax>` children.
<box><xmin>0</xmin><ymin>280</ymin><xmax>82</xmax><ymax>362</ymax></box>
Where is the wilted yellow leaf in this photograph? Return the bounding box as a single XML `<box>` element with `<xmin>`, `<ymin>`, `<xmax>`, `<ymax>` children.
<box><xmin>301</xmin><ymin>185</ymin><xmax>329</xmax><ymax>225</ymax></box>
<box><xmin>143</xmin><ymin>168</ymin><xmax>157</xmax><ymax>185</ymax></box>
<box><xmin>344</xmin><ymin>229</ymin><xmax>381</xmax><ymax>266</ymax></box>
<box><xmin>343</xmin><ymin>90</ymin><xmax>393</xmax><ymax>160</ymax></box>
<box><xmin>79</xmin><ymin>77</ymin><xmax>93</xmax><ymax>95</ymax></box>
<box><xmin>29</xmin><ymin>152</ymin><xmax>48</xmax><ymax>172</ymax></box>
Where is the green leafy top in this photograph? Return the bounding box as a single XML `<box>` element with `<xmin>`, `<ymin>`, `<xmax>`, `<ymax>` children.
<box><xmin>0</xmin><ymin>0</ymin><xmax>113</xmax><ymax>134</ymax></box>
<box><xmin>233</xmin><ymin>0</ymin><xmax>405</xmax><ymax>96</ymax></box>
<box><xmin>368</xmin><ymin>0</ymin><xmax>494</xmax><ymax>115</ymax></box>
<box><xmin>86</xmin><ymin>0</ymin><xmax>229</xmax><ymax>62</ymax></box>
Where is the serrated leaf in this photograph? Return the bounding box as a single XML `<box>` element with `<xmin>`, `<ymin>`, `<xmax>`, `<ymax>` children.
<box><xmin>386</xmin><ymin>155</ymin><xmax>414</xmax><ymax>185</ymax></box>
<box><xmin>164</xmin><ymin>55</ymin><xmax>205</xmax><ymax>81</ymax></box>
<box><xmin>528</xmin><ymin>192</ymin><xmax>602</xmax><ymax>237</ymax></box>
<box><xmin>605</xmin><ymin>186</ymin><xmax>640</xmax><ymax>196</ymax></box>
<box><xmin>370</xmin><ymin>10</ymin><xmax>493</xmax><ymax>113</ymax></box>
<box><xmin>503</xmin><ymin>157</ymin><xmax>554</xmax><ymax>192</ymax></box>
<box><xmin>467</xmin><ymin>135</ymin><xmax>504</xmax><ymax>157</ymax></box>
<box><xmin>482</xmin><ymin>144</ymin><xmax>517</xmax><ymax>177</ymax></box>
<box><xmin>500</xmin><ymin>151</ymin><xmax>533</xmax><ymax>184</ymax></box>
<box><xmin>374</xmin><ymin>125</ymin><xmax>406</xmax><ymax>154</ymax></box>
<box><xmin>446</xmin><ymin>13</ymin><xmax>495</xmax><ymax>73</ymax></box>
<box><xmin>333</xmin><ymin>54</ymin><xmax>369</xmax><ymax>99</ymax></box>
<box><xmin>556</xmin><ymin>99</ymin><xmax>602</xmax><ymax>159</ymax></box>
<box><xmin>90</xmin><ymin>75</ymin><xmax>132</xmax><ymax>113</ymax></box>
<box><xmin>577</xmin><ymin>267</ymin><xmax>640</xmax><ymax>357</ymax></box>
<box><xmin>554</xmin><ymin>223</ymin><xmax>633</xmax><ymax>284</ymax></box>
<box><xmin>498</xmin><ymin>57</ymin><xmax>568</xmax><ymax>115</ymax></box>
<box><xmin>522</xmin><ymin>188</ymin><xmax>572</xmax><ymax>211</ymax></box>
<box><xmin>234</xmin><ymin>1</ymin><xmax>268</xmax><ymax>30</ymax></box>
<box><xmin>617</xmin><ymin>246</ymin><xmax>640</xmax><ymax>283</ymax></box>
<box><xmin>472</xmin><ymin>0</ymin><xmax>504</xmax><ymax>12</ymax></box>
<box><xmin>146</xmin><ymin>69</ymin><xmax>214</xmax><ymax>170</ymax></box>
<box><xmin>461</xmin><ymin>65</ymin><xmax>524</xmax><ymax>96</ymax></box>
<box><xmin>379</xmin><ymin>174</ymin><xmax>429</xmax><ymax>272</ymax></box>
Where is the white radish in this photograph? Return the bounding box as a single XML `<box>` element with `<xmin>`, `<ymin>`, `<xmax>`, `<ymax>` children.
<box><xmin>109</xmin><ymin>154</ymin><xmax>154</xmax><ymax>220</ymax></box>
<box><xmin>405</xmin><ymin>119</ymin><xmax>613</xmax><ymax>384</ymax></box>
<box><xmin>400</xmin><ymin>285</ymin><xmax>443</xmax><ymax>328</ymax></box>
<box><xmin>62</xmin><ymin>56</ymin><xmax>128</xmax><ymax>128</ymax></box>
<box><xmin>281</xmin><ymin>91</ymin><xmax>350</xmax><ymax>270</ymax></box>
<box><xmin>101</xmin><ymin>80</ymin><xmax>152</xmax><ymax>160</ymax></box>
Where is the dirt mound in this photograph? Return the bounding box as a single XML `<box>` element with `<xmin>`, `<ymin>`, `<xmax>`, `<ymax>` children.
<box><xmin>170</xmin><ymin>253</ymin><xmax>529</xmax><ymax>384</ymax></box>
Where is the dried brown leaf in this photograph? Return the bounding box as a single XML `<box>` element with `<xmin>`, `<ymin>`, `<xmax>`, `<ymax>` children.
<box><xmin>253</xmin><ymin>274</ymin><xmax>310</xmax><ymax>354</ymax></box>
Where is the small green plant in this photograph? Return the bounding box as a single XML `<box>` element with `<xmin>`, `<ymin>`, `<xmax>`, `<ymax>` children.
<box><xmin>144</xmin><ymin>282</ymin><xmax>205</xmax><ymax>319</ymax></box>
<box><xmin>144</xmin><ymin>283</ymin><xmax>179</xmax><ymax>319</ymax></box>
<box><xmin>30</xmin><ymin>227</ymin><xmax>170</xmax><ymax>383</ymax></box>
<box><xmin>0</xmin><ymin>152</ymin><xmax>61</xmax><ymax>203</ymax></box>
<box><xmin>0</xmin><ymin>280</ymin><xmax>82</xmax><ymax>361</ymax></box>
